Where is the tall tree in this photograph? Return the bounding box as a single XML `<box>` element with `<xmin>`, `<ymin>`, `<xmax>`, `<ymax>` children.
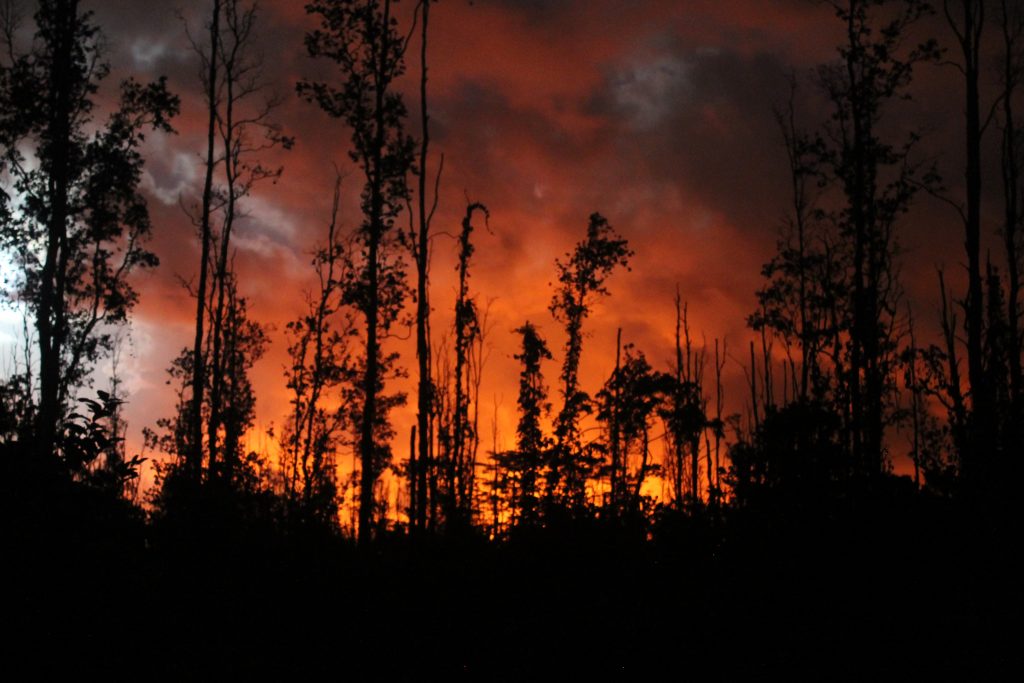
<box><xmin>815</xmin><ymin>0</ymin><xmax>937</xmax><ymax>476</ymax></box>
<box><xmin>410</xmin><ymin>0</ymin><xmax>440</xmax><ymax>534</ymax></box>
<box><xmin>204</xmin><ymin>0</ymin><xmax>290</xmax><ymax>481</ymax></box>
<box><xmin>446</xmin><ymin>201</ymin><xmax>487</xmax><ymax>525</ymax></box>
<box><xmin>944</xmin><ymin>0</ymin><xmax>994</xmax><ymax>486</ymax></box>
<box><xmin>187</xmin><ymin>0</ymin><xmax>221</xmax><ymax>482</ymax></box>
<box><xmin>300</xmin><ymin>0</ymin><xmax>415</xmax><ymax>544</ymax></box>
<box><xmin>179</xmin><ymin>0</ymin><xmax>288</xmax><ymax>483</ymax></box>
<box><xmin>0</xmin><ymin>0</ymin><xmax>178</xmax><ymax>459</ymax></box>
<box><xmin>548</xmin><ymin>213</ymin><xmax>631</xmax><ymax>509</ymax></box>
<box><xmin>751</xmin><ymin>80</ymin><xmax>835</xmax><ymax>405</ymax></box>
<box><xmin>998</xmin><ymin>0</ymin><xmax>1024</xmax><ymax>477</ymax></box>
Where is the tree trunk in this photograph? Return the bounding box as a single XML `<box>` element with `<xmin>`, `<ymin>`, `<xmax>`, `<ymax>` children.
<box><xmin>414</xmin><ymin>0</ymin><xmax>433</xmax><ymax>534</ymax></box>
<box><xmin>189</xmin><ymin>0</ymin><xmax>221</xmax><ymax>482</ymax></box>
<box><xmin>35</xmin><ymin>0</ymin><xmax>79</xmax><ymax>461</ymax></box>
<box><xmin>357</xmin><ymin>0</ymin><xmax>393</xmax><ymax>546</ymax></box>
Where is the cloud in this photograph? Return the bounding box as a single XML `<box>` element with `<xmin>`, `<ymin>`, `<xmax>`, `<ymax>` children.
<box><xmin>1</xmin><ymin>0</ymin><xmax>969</xmax><ymax>484</ymax></box>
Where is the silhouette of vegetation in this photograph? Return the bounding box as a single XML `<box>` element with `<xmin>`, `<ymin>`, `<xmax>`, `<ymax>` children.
<box><xmin>499</xmin><ymin>320</ymin><xmax>552</xmax><ymax>528</ymax></box>
<box><xmin>548</xmin><ymin>212</ymin><xmax>631</xmax><ymax>512</ymax></box>
<box><xmin>299</xmin><ymin>0</ymin><xmax>415</xmax><ymax>545</ymax></box>
<box><xmin>0</xmin><ymin>0</ymin><xmax>1019</xmax><ymax>675</ymax></box>
<box><xmin>0</xmin><ymin>0</ymin><xmax>177</xmax><ymax>459</ymax></box>
<box><xmin>279</xmin><ymin>174</ymin><xmax>353</xmax><ymax>529</ymax></box>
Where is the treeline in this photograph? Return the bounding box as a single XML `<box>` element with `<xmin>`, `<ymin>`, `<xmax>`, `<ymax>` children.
<box><xmin>1</xmin><ymin>0</ymin><xmax>1022</xmax><ymax>545</ymax></box>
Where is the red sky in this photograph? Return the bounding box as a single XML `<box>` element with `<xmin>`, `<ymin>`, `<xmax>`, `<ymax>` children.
<box><xmin>3</xmin><ymin>1</ymin><xmax>1007</xmax><ymax>495</ymax></box>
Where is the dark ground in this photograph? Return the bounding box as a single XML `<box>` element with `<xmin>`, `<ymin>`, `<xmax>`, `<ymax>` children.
<box><xmin>2</xmin><ymin>469</ymin><xmax>1019</xmax><ymax>679</ymax></box>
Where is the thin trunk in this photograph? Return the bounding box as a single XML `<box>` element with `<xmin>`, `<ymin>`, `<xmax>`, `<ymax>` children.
<box><xmin>940</xmin><ymin>270</ymin><xmax>969</xmax><ymax>458</ymax></box>
<box><xmin>632</xmin><ymin>425</ymin><xmax>650</xmax><ymax>512</ymax></box>
<box><xmin>208</xmin><ymin>34</ymin><xmax>238</xmax><ymax>481</ymax></box>
<box><xmin>846</xmin><ymin>3</ymin><xmax>867</xmax><ymax>474</ymax></box>
<box><xmin>1001</xmin><ymin>0</ymin><xmax>1022</xmax><ymax>410</ymax></box>
<box><xmin>947</xmin><ymin>0</ymin><xmax>986</xmax><ymax>481</ymax></box>
<box><xmin>414</xmin><ymin>0</ymin><xmax>432</xmax><ymax>533</ymax></box>
<box><xmin>713</xmin><ymin>338</ymin><xmax>724</xmax><ymax>501</ymax></box>
<box><xmin>760</xmin><ymin>305</ymin><xmax>774</xmax><ymax>410</ymax></box>
<box><xmin>611</xmin><ymin>327</ymin><xmax>622</xmax><ymax>509</ymax></box>
<box><xmin>964</xmin><ymin>1</ymin><xmax>987</xmax><ymax>478</ymax></box>
<box><xmin>683</xmin><ymin>305</ymin><xmax>699</xmax><ymax>507</ymax></box>
<box><xmin>749</xmin><ymin>340</ymin><xmax>760</xmax><ymax>434</ymax></box>
<box><xmin>189</xmin><ymin>0</ymin><xmax>221</xmax><ymax>482</ymax></box>
<box><xmin>358</xmin><ymin>0</ymin><xmax>392</xmax><ymax>546</ymax></box>
<box><xmin>673</xmin><ymin>293</ymin><xmax>685</xmax><ymax>508</ymax></box>
<box><xmin>408</xmin><ymin>425</ymin><xmax>416</xmax><ymax>528</ymax></box>
<box><xmin>908</xmin><ymin>305</ymin><xmax>922</xmax><ymax>489</ymax></box>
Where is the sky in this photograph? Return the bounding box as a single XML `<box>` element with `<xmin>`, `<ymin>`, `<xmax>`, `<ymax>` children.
<box><xmin>2</xmin><ymin>0</ymin><xmax>1011</xmax><ymax>496</ymax></box>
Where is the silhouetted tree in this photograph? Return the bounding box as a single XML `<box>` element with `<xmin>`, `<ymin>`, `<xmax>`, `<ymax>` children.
<box><xmin>596</xmin><ymin>343</ymin><xmax>666</xmax><ymax>515</ymax></box>
<box><xmin>660</xmin><ymin>296</ymin><xmax>710</xmax><ymax>508</ymax></box>
<box><xmin>814</xmin><ymin>0</ymin><xmax>937</xmax><ymax>476</ymax></box>
<box><xmin>944</xmin><ymin>4</ymin><xmax>987</xmax><ymax>459</ymax></box>
<box><xmin>0</xmin><ymin>0</ymin><xmax>177</xmax><ymax>460</ymax></box>
<box><xmin>997</xmin><ymin>0</ymin><xmax>1024</xmax><ymax>488</ymax></box>
<box><xmin>205</xmin><ymin>0</ymin><xmax>291</xmax><ymax>483</ymax></box>
<box><xmin>507</xmin><ymin>321</ymin><xmax>551</xmax><ymax>526</ymax></box>
<box><xmin>300</xmin><ymin>0</ymin><xmax>415</xmax><ymax>544</ymax></box>
<box><xmin>409</xmin><ymin>0</ymin><xmax>441</xmax><ymax>534</ymax></box>
<box><xmin>152</xmin><ymin>272</ymin><xmax>268</xmax><ymax>490</ymax></box>
<box><xmin>445</xmin><ymin>201</ymin><xmax>487</xmax><ymax>526</ymax></box>
<box><xmin>548</xmin><ymin>213</ymin><xmax>631</xmax><ymax>510</ymax></box>
<box><xmin>281</xmin><ymin>175</ymin><xmax>354</xmax><ymax>527</ymax></box>
<box><xmin>751</xmin><ymin>80</ymin><xmax>835</xmax><ymax>404</ymax></box>
<box><xmin>187</xmin><ymin>0</ymin><xmax>221</xmax><ymax>481</ymax></box>
<box><xmin>942</xmin><ymin>0</ymin><xmax>1017</xmax><ymax>491</ymax></box>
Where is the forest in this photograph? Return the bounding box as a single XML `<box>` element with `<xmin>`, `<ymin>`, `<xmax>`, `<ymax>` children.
<box><xmin>0</xmin><ymin>0</ymin><xmax>1020</xmax><ymax>676</ymax></box>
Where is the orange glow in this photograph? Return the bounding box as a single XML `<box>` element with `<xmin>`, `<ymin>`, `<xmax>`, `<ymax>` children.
<box><xmin>31</xmin><ymin>0</ymin><xmax>976</xmax><ymax>506</ymax></box>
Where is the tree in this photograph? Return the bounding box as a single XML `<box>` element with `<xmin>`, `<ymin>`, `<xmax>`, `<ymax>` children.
<box><xmin>300</xmin><ymin>0</ymin><xmax>415</xmax><ymax>544</ymax></box>
<box><xmin>998</xmin><ymin>0</ymin><xmax>1024</xmax><ymax>490</ymax></box>
<box><xmin>187</xmin><ymin>0</ymin><xmax>221</xmax><ymax>482</ymax></box>
<box><xmin>751</xmin><ymin>80</ymin><xmax>836</xmax><ymax>405</ymax></box>
<box><xmin>281</xmin><ymin>176</ymin><xmax>355</xmax><ymax>527</ymax></box>
<box><xmin>660</xmin><ymin>295</ymin><xmax>711</xmax><ymax>508</ymax></box>
<box><xmin>508</xmin><ymin>321</ymin><xmax>552</xmax><ymax>526</ymax></box>
<box><xmin>203</xmin><ymin>0</ymin><xmax>290</xmax><ymax>482</ymax></box>
<box><xmin>0</xmin><ymin>0</ymin><xmax>178</xmax><ymax>459</ymax></box>
<box><xmin>446</xmin><ymin>201</ymin><xmax>487</xmax><ymax>526</ymax></box>
<box><xmin>179</xmin><ymin>0</ymin><xmax>290</xmax><ymax>483</ymax></box>
<box><xmin>150</xmin><ymin>272</ymin><xmax>268</xmax><ymax>489</ymax></box>
<box><xmin>814</xmin><ymin>0</ymin><xmax>937</xmax><ymax>476</ymax></box>
<box><xmin>596</xmin><ymin>343</ymin><xmax>666</xmax><ymax>515</ymax></box>
<box><xmin>943</xmin><ymin>0</ymin><xmax>1002</xmax><ymax>488</ymax></box>
<box><xmin>409</xmin><ymin>0</ymin><xmax>441</xmax><ymax>534</ymax></box>
<box><xmin>548</xmin><ymin>212</ymin><xmax>631</xmax><ymax>510</ymax></box>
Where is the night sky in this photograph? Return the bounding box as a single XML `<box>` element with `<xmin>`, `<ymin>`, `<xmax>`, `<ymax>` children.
<box><xmin>2</xmin><ymin>0</ymin><xmax>1000</xmax><ymax>491</ymax></box>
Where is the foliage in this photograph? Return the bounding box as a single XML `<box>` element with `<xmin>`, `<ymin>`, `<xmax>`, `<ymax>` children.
<box><xmin>0</xmin><ymin>0</ymin><xmax>178</xmax><ymax>449</ymax></box>
<box><xmin>548</xmin><ymin>212</ymin><xmax>632</xmax><ymax>509</ymax></box>
<box><xmin>299</xmin><ymin>0</ymin><xmax>415</xmax><ymax>543</ymax></box>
